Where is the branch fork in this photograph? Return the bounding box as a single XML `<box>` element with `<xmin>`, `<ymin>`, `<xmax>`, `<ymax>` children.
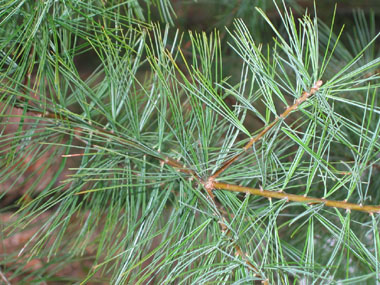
<box><xmin>7</xmin><ymin>80</ymin><xmax>380</xmax><ymax>283</ymax></box>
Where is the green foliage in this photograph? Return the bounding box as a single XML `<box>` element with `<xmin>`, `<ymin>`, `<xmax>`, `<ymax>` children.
<box><xmin>1</xmin><ymin>0</ymin><xmax>379</xmax><ymax>283</ymax></box>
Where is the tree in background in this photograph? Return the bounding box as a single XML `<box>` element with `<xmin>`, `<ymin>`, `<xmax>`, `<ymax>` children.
<box><xmin>1</xmin><ymin>0</ymin><xmax>379</xmax><ymax>283</ymax></box>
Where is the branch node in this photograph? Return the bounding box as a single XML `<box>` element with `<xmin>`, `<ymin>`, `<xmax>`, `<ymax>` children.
<box><xmin>204</xmin><ymin>177</ymin><xmax>215</xmax><ymax>192</ymax></box>
<box><xmin>314</xmin><ymin>80</ymin><xmax>323</xmax><ymax>89</ymax></box>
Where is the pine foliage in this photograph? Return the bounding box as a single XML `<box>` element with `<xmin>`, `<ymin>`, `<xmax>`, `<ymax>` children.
<box><xmin>1</xmin><ymin>1</ymin><xmax>380</xmax><ymax>283</ymax></box>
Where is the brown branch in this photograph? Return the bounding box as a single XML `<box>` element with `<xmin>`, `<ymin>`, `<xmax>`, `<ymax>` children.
<box><xmin>4</xmin><ymin>100</ymin><xmax>203</xmax><ymax>183</ymax></box>
<box><xmin>210</xmin><ymin>80</ymin><xmax>323</xmax><ymax>180</ymax></box>
<box><xmin>213</xmin><ymin>182</ymin><xmax>380</xmax><ymax>214</ymax></box>
<box><xmin>208</xmin><ymin>197</ymin><xmax>264</xmax><ymax>279</ymax></box>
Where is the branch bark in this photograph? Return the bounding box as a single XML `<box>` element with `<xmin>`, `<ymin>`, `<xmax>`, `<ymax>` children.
<box><xmin>213</xmin><ymin>182</ymin><xmax>380</xmax><ymax>214</ymax></box>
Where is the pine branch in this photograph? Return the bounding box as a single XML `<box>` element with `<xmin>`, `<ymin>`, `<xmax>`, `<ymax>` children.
<box><xmin>2</xmin><ymin>1</ymin><xmax>380</xmax><ymax>282</ymax></box>
<box><xmin>5</xmin><ymin>77</ymin><xmax>379</xmax><ymax>216</ymax></box>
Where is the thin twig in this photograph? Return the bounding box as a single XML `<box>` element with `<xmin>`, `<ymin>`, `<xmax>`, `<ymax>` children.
<box><xmin>210</xmin><ymin>80</ymin><xmax>323</xmax><ymax>180</ymax></box>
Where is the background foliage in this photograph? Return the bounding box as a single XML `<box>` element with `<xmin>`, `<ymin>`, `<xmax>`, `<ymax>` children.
<box><xmin>1</xmin><ymin>0</ymin><xmax>380</xmax><ymax>283</ymax></box>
